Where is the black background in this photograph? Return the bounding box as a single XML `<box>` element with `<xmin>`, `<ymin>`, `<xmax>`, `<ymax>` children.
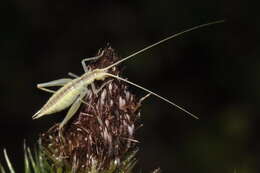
<box><xmin>0</xmin><ymin>0</ymin><xmax>258</xmax><ymax>172</ymax></box>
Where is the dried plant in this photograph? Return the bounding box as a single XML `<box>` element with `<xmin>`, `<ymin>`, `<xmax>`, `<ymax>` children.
<box><xmin>1</xmin><ymin>47</ymin><xmax>160</xmax><ymax>173</ymax></box>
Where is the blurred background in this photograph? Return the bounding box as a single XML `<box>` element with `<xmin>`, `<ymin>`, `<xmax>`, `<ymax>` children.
<box><xmin>0</xmin><ymin>0</ymin><xmax>258</xmax><ymax>172</ymax></box>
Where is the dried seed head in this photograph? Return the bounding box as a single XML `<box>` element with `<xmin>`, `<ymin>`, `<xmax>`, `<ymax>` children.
<box><xmin>41</xmin><ymin>47</ymin><xmax>143</xmax><ymax>172</ymax></box>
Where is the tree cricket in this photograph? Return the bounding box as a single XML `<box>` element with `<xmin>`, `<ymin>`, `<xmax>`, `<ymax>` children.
<box><xmin>33</xmin><ymin>20</ymin><xmax>224</xmax><ymax>130</ymax></box>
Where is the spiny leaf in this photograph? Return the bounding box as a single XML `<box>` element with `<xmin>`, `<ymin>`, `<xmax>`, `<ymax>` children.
<box><xmin>0</xmin><ymin>162</ymin><xmax>6</xmax><ymax>173</ymax></box>
<box><xmin>3</xmin><ymin>149</ymin><xmax>15</xmax><ymax>173</ymax></box>
<box><xmin>24</xmin><ymin>142</ymin><xmax>31</xmax><ymax>173</ymax></box>
<box><xmin>152</xmin><ymin>168</ymin><xmax>161</xmax><ymax>173</ymax></box>
<box><xmin>27</xmin><ymin>147</ymin><xmax>40</xmax><ymax>173</ymax></box>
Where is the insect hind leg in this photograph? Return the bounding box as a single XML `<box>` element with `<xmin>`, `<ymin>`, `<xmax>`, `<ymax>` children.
<box><xmin>58</xmin><ymin>87</ymin><xmax>90</xmax><ymax>130</ymax></box>
<box><xmin>38</xmin><ymin>87</ymin><xmax>56</xmax><ymax>94</ymax></box>
<box><xmin>68</xmin><ymin>72</ymin><xmax>79</xmax><ymax>78</ymax></box>
<box><xmin>58</xmin><ymin>88</ymin><xmax>89</xmax><ymax>140</ymax></box>
<box><xmin>37</xmin><ymin>78</ymin><xmax>72</xmax><ymax>93</ymax></box>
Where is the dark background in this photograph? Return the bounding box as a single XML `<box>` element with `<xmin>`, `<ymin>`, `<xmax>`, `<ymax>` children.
<box><xmin>0</xmin><ymin>0</ymin><xmax>258</xmax><ymax>172</ymax></box>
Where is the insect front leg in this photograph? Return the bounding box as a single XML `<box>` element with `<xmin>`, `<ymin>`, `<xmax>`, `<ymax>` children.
<box><xmin>81</xmin><ymin>50</ymin><xmax>104</xmax><ymax>72</ymax></box>
<box><xmin>91</xmin><ymin>80</ymin><xmax>113</xmax><ymax>96</ymax></box>
<box><xmin>37</xmin><ymin>78</ymin><xmax>72</xmax><ymax>93</ymax></box>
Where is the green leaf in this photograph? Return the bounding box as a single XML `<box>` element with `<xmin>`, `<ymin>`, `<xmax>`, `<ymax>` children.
<box><xmin>27</xmin><ymin>147</ymin><xmax>40</xmax><ymax>173</ymax></box>
<box><xmin>3</xmin><ymin>149</ymin><xmax>15</xmax><ymax>173</ymax></box>
<box><xmin>0</xmin><ymin>162</ymin><xmax>6</xmax><ymax>173</ymax></box>
<box><xmin>24</xmin><ymin>142</ymin><xmax>31</xmax><ymax>173</ymax></box>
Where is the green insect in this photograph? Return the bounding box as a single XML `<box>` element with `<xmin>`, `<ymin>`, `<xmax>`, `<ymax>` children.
<box><xmin>33</xmin><ymin>20</ymin><xmax>224</xmax><ymax>130</ymax></box>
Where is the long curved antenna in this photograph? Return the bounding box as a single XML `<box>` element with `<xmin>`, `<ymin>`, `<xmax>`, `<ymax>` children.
<box><xmin>105</xmin><ymin>73</ymin><xmax>199</xmax><ymax>119</ymax></box>
<box><xmin>104</xmin><ymin>20</ymin><xmax>225</xmax><ymax>71</ymax></box>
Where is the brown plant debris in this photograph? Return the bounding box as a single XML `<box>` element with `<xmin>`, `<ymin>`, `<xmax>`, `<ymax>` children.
<box><xmin>41</xmin><ymin>47</ymin><xmax>144</xmax><ymax>172</ymax></box>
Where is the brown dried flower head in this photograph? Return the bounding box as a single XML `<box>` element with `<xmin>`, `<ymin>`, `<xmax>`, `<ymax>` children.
<box><xmin>41</xmin><ymin>47</ymin><xmax>144</xmax><ymax>172</ymax></box>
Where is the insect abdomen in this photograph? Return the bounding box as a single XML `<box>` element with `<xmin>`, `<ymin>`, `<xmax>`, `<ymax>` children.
<box><xmin>33</xmin><ymin>80</ymin><xmax>84</xmax><ymax>119</ymax></box>
<box><xmin>49</xmin><ymin>88</ymin><xmax>80</xmax><ymax>113</ymax></box>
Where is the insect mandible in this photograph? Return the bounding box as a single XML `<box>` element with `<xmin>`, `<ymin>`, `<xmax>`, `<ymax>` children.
<box><xmin>33</xmin><ymin>20</ymin><xmax>224</xmax><ymax>130</ymax></box>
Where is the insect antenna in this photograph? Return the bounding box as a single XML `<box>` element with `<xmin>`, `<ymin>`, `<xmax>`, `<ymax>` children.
<box><xmin>105</xmin><ymin>73</ymin><xmax>199</xmax><ymax>119</ymax></box>
<box><xmin>103</xmin><ymin>20</ymin><xmax>224</xmax><ymax>71</ymax></box>
<box><xmin>100</xmin><ymin>20</ymin><xmax>225</xmax><ymax>119</ymax></box>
